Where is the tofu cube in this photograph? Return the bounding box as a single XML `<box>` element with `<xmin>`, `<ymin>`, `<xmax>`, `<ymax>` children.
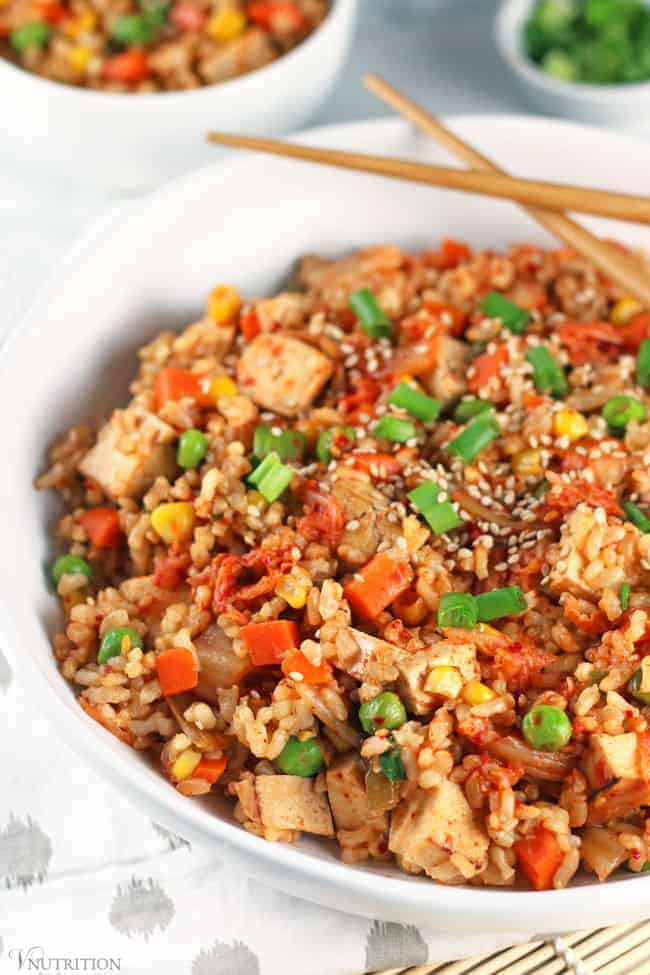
<box><xmin>389</xmin><ymin>780</ymin><xmax>488</xmax><ymax>880</ymax></box>
<box><xmin>395</xmin><ymin>642</ymin><xmax>478</xmax><ymax>716</ymax></box>
<box><xmin>326</xmin><ymin>754</ymin><xmax>369</xmax><ymax>831</ymax></box>
<box><xmin>254</xmin><ymin>775</ymin><xmax>334</xmax><ymax>836</ymax></box>
<box><xmin>237</xmin><ymin>334</ymin><xmax>333</xmax><ymax>417</ymax></box>
<box><xmin>583</xmin><ymin>733</ymin><xmax>640</xmax><ymax>792</ymax></box>
<box><xmin>78</xmin><ymin>410</ymin><xmax>177</xmax><ymax>501</ymax></box>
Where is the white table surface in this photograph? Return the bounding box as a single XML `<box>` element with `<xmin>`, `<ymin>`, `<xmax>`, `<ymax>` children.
<box><xmin>0</xmin><ymin>0</ymin><xmax>529</xmax><ymax>342</ymax></box>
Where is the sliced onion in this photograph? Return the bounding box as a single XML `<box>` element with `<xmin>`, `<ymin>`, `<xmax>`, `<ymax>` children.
<box><xmin>453</xmin><ymin>487</ymin><xmax>532</xmax><ymax>532</ymax></box>
<box><xmin>166</xmin><ymin>693</ymin><xmax>221</xmax><ymax>752</ymax></box>
<box><xmin>486</xmin><ymin>735</ymin><xmax>579</xmax><ymax>782</ymax></box>
<box><xmin>366</xmin><ymin>767</ymin><xmax>400</xmax><ymax>814</ymax></box>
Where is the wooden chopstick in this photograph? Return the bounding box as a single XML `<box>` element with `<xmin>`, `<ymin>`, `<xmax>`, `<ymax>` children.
<box><xmin>206</xmin><ymin>130</ymin><xmax>650</xmax><ymax>226</ymax></box>
<box><xmin>364</xmin><ymin>72</ymin><xmax>650</xmax><ymax>306</ymax></box>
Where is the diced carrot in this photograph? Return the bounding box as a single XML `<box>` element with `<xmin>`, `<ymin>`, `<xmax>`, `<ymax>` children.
<box><xmin>247</xmin><ymin>1</ymin><xmax>306</xmax><ymax>31</ymax></box>
<box><xmin>468</xmin><ymin>344</ymin><xmax>508</xmax><ymax>394</ymax></box>
<box><xmin>281</xmin><ymin>650</ymin><xmax>332</xmax><ymax>684</ymax></box>
<box><xmin>435</xmin><ymin>239</ymin><xmax>472</xmax><ymax>270</ymax></box>
<box><xmin>425</xmin><ymin>300</ymin><xmax>467</xmax><ymax>336</ymax></box>
<box><xmin>79</xmin><ymin>696</ymin><xmax>134</xmax><ymax>745</ymax></box>
<box><xmin>620</xmin><ymin>311</ymin><xmax>650</xmax><ymax>353</ymax></box>
<box><xmin>34</xmin><ymin>1</ymin><xmax>68</xmax><ymax>22</ymax></box>
<box><xmin>344</xmin><ymin>552</ymin><xmax>414</xmax><ymax>622</ymax></box>
<box><xmin>240</xmin><ymin>619</ymin><xmax>299</xmax><ymax>667</ymax></box>
<box><xmin>102</xmin><ymin>49</ymin><xmax>149</xmax><ymax>84</ymax></box>
<box><xmin>156</xmin><ymin>647</ymin><xmax>199</xmax><ymax>696</ymax></box>
<box><xmin>193</xmin><ymin>755</ymin><xmax>227</xmax><ymax>784</ymax></box>
<box><xmin>349</xmin><ymin>452</ymin><xmax>404</xmax><ymax>480</ymax></box>
<box><xmin>514</xmin><ymin>826</ymin><xmax>564</xmax><ymax>891</ymax></box>
<box><xmin>170</xmin><ymin>1</ymin><xmax>206</xmax><ymax>29</ymax></box>
<box><xmin>240</xmin><ymin>310</ymin><xmax>260</xmax><ymax>341</ymax></box>
<box><xmin>80</xmin><ymin>507</ymin><xmax>121</xmax><ymax>548</ymax></box>
<box><xmin>154</xmin><ymin>367</ymin><xmax>210</xmax><ymax>409</ymax></box>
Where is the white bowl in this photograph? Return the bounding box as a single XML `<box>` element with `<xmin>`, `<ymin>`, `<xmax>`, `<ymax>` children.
<box><xmin>496</xmin><ymin>0</ymin><xmax>650</xmax><ymax>128</ymax></box>
<box><xmin>3</xmin><ymin>115</ymin><xmax>650</xmax><ymax>933</ymax></box>
<box><xmin>0</xmin><ymin>0</ymin><xmax>356</xmax><ymax>192</ymax></box>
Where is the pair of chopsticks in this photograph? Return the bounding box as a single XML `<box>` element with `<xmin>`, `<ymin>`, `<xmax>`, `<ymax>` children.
<box><xmin>207</xmin><ymin>75</ymin><xmax>650</xmax><ymax>305</ymax></box>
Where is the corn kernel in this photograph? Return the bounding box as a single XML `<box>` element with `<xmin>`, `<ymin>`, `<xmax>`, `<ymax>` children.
<box><xmin>209</xmin><ymin>375</ymin><xmax>238</xmax><ymax>401</ymax></box>
<box><xmin>424</xmin><ymin>665</ymin><xmax>463</xmax><ymax>699</ymax></box>
<box><xmin>477</xmin><ymin>622</ymin><xmax>501</xmax><ymax>637</ymax></box>
<box><xmin>206</xmin><ymin>8</ymin><xmax>246</xmax><ymax>42</ymax></box>
<box><xmin>553</xmin><ymin>409</ymin><xmax>588</xmax><ymax>442</ymax></box>
<box><xmin>151</xmin><ymin>501</ymin><xmax>195</xmax><ymax>545</ymax></box>
<box><xmin>64</xmin><ymin>9</ymin><xmax>97</xmax><ymax>37</ymax></box>
<box><xmin>275</xmin><ymin>575</ymin><xmax>308</xmax><ymax>609</ymax></box>
<box><xmin>171</xmin><ymin>748</ymin><xmax>201</xmax><ymax>782</ymax></box>
<box><xmin>68</xmin><ymin>45</ymin><xmax>92</xmax><ymax>72</ymax></box>
<box><xmin>462</xmin><ymin>679</ymin><xmax>496</xmax><ymax>706</ymax></box>
<box><xmin>610</xmin><ymin>296</ymin><xmax>643</xmax><ymax>326</ymax></box>
<box><xmin>511</xmin><ymin>447</ymin><xmax>542</xmax><ymax>478</ymax></box>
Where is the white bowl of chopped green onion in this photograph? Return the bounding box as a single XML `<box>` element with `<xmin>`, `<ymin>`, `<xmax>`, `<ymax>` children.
<box><xmin>496</xmin><ymin>0</ymin><xmax>650</xmax><ymax>128</ymax></box>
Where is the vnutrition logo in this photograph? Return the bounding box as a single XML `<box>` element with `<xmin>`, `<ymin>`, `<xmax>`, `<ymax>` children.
<box><xmin>7</xmin><ymin>947</ymin><xmax>122</xmax><ymax>971</ymax></box>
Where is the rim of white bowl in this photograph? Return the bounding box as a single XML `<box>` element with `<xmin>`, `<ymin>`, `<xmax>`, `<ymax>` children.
<box><xmin>0</xmin><ymin>0</ymin><xmax>354</xmax><ymax>107</ymax></box>
<box><xmin>496</xmin><ymin>0</ymin><xmax>650</xmax><ymax>101</ymax></box>
<box><xmin>3</xmin><ymin>114</ymin><xmax>650</xmax><ymax>932</ymax></box>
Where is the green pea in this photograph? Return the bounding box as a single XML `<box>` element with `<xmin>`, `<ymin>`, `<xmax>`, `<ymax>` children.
<box><xmin>316</xmin><ymin>425</ymin><xmax>356</xmax><ymax>464</ymax></box>
<box><xmin>51</xmin><ymin>554</ymin><xmax>92</xmax><ymax>587</ymax></box>
<box><xmin>98</xmin><ymin>627</ymin><xmax>143</xmax><ymax>665</ymax></box>
<box><xmin>628</xmin><ymin>668</ymin><xmax>650</xmax><ymax>706</ymax></box>
<box><xmin>276</xmin><ymin>736</ymin><xmax>323</xmax><ymax>777</ymax></box>
<box><xmin>522</xmin><ymin>704</ymin><xmax>572</xmax><ymax>752</ymax></box>
<box><xmin>177</xmin><ymin>429</ymin><xmax>208</xmax><ymax>469</ymax></box>
<box><xmin>602</xmin><ymin>395</ymin><xmax>646</xmax><ymax>434</ymax></box>
<box><xmin>10</xmin><ymin>21</ymin><xmax>51</xmax><ymax>52</ymax></box>
<box><xmin>379</xmin><ymin>747</ymin><xmax>406</xmax><ymax>783</ymax></box>
<box><xmin>358</xmin><ymin>692</ymin><xmax>407</xmax><ymax>736</ymax></box>
<box><xmin>111</xmin><ymin>13</ymin><xmax>156</xmax><ymax>45</ymax></box>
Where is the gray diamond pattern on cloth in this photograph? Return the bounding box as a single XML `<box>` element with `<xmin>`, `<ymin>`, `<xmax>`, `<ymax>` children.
<box><xmin>0</xmin><ymin>814</ymin><xmax>52</xmax><ymax>890</ymax></box>
<box><xmin>192</xmin><ymin>940</ymin><xmax>260</xmax><ymax>975</ymax></box>
<box><xmin>151</xmin><ymin>822</ymin><xmax>191</xmax><ymax>851</ymax></box>
<box><xmin>109</xmin><ymin>877</ymin><xmax>175</xmax><ymax>940</ymax></box>
<box><xmin>365</xmin><ymin>920</ymin><xmax>428</xmax><ymax>971</ymax></box>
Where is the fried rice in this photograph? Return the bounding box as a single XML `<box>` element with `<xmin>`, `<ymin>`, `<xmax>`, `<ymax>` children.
<box><xmin>36</xmin><ymin>238</ymin><xmax>650</xmax><ymax>890</ymax></box>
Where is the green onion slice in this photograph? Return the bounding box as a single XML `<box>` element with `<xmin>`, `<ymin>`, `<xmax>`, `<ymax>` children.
<box><xmin>253</xmin><ymin>425</ymin><xmax>305</xmax><ymax>462</ymax></box>
<box><xmin>619</xmin><ymin>582</ymin><xmax>631</xmax><ymax>611</ymax></box>
<box><xmin>378</xmin><ymin>747</ymin><xmax>406</xmax><ymax>783</ymax></box>
<box><xmin>408</xmin><ymin>482</ymin><xmax>462</xmax><ymax>535</ymax></box>
<box><xmin>373</xmin><ymin>416</ymin><xmax>416</xmax><ymax>443</ymax></box>
<box><xmin>437</xmin><ymin>592</ymin><xmax>478</xmax><ymax>629</ymax></box>
<box><xmin>624</xmin><ymin>500</ymin><xmax>650</xmax><ymax>533</ymax></box>
<box><xmin>602</xmin><ymin>395</ymin><xmax>646</xmax><ymax>433</ymax></box>
<box><xmin>453</xmin><ymin>398</ymin><xmax>494</xmax><ymax>424</ymax></box>
<box><xmin>525</xmin><ymin>346</ymin><xmax>568</xmax><ymax>398</ymax></box>
<box><xmin>10</xmin><ymin>20</ymin><xmax>51</xmax><ymax>50</ymax></box>
<box><xmin>349</xmin><ymin>288</ymin><xmax>392</xmax><ymax>339</ymax></box>
<box><xmin>388</xmin><ymin>383</ymin><xmax>441</xmax><ymax>422</ymax></box>
<box><xmin>447</xmin><ymin>411</ymin><xmax>500</xmax><ymax>464</ymax></box>
<box><xmin>316</xmin><ymin>425</ymin><xmax>356</xmax><ymax>464</ymax></box>
<box><xmin>636</xmin><ymin>339</ymin><xmax>650</xmax><ymax>389</ymax></box>
<box><xmin>480</xmin><ymin>292</ymin><xmax>530</xmax><ymax>334</ymax></box>
<box><xmin>248</xmin><ymin>451</ymin><xmax>293</xmax><ymax>503</ymax></box>
<box><xmin>475</xmin><ymin>586</ymin><xmax>527</xmax><ymax>622</ymax></box>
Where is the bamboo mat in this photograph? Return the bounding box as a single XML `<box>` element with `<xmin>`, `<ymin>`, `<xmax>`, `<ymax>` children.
<box><xmin>373</xmin><ymin>921</ymin><xmax>650</xmax><ymax>975</ymax></box>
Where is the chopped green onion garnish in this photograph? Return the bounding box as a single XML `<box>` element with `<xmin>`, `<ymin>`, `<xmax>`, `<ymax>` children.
<box><xmin>378</xmin><ymin>747</ymin><xmax>406</xmax><ymax>783</ymax></box>
<box><xmin>480</xmin><ymin>292</ymin><xmax>530</xmax><ymax>334</ymax></box>
<box><xmin>316</xmin><ymin>425</ymin><xmax>356</xmax><ymax>464</ymax></box>
<box><xmin>253</xmin><ymin>425</ymin><xmax>305</xmax><ymax>462</ymax></box>
<box><xmin>637</xmin><ymin>339</ymin><xmax>650</xmax><ymax>389</ymax></box>
<box><xmin>475</xmin><ymin>586</ymin><xmax>527</xmax><ymax>622</ymax></box>
<box><xmin>589</xmin><ymin>668</ymin><xmax>608</xmax><ymax>685</ymax></box>
<box><xmin>437</xmin><ymin>592</ymin><xmax>478</xmax><ymax>629</ymax></box>
<box><xmin>248</xmin><ymin>451</ymin><xmax>293</xmax><ymax>503</ymax></box>
<box><xmin>624</xmin><ymin>501</ymin><xmax>650</xmax><ymax>533</ymax></box>
<box><xmin>349</xmin><ymin>288</ymin><xmax>392</xmax><ymax>339</ymax></box>
<box><xmin>408</xmin><ymin>482</ymin><xmax>462</xmax><ymax>535</ymax></box>
<box><xmin>447</xmin><ymin>411</ymin><xmax>500</xmax><ymax>464</ymax></box>
<box><xmin>453</xmin><ymin>398</ymin><xmax>494</xmax><ymax>424</ymax></box>
<box><xmin>602</xmin><ymin>395</ymin><xmax>646</xmax><ymax>433</ymax></box>
<box><xmin>388</xmin><ymin>383</ymin><xmax>441</xmax><ymax>422</ymax></box>
<box><xmin>525</xmin><ymin>346</ymin><xmax>568</xmax><ymax>398</ymax></box>
<box><xmin>619</xmin><ymin>582</ymin><xmax>631</xmax><ymax>610</ymax></box>
<box><xmin>373</xmin><ymin>416</ymin><xmax>416</xmax><ymax>443</ymax></box>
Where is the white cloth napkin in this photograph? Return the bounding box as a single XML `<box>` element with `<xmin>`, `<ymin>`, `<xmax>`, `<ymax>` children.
<box><xmin>0</xmin><ymin>674</ymin><xmax>529</xmax><ymax>975</ymax></box>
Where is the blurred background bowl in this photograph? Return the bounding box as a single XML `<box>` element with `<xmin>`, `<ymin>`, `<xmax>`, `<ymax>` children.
<box><xmin>0</xmin><ymin>0</ymin><xmax>356</xmax><ymax>192</ymax></box>
<box><xmin>496</xmin><ymin>0</ymin><xmax>650</xmax><ymax>128</ymax></box>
